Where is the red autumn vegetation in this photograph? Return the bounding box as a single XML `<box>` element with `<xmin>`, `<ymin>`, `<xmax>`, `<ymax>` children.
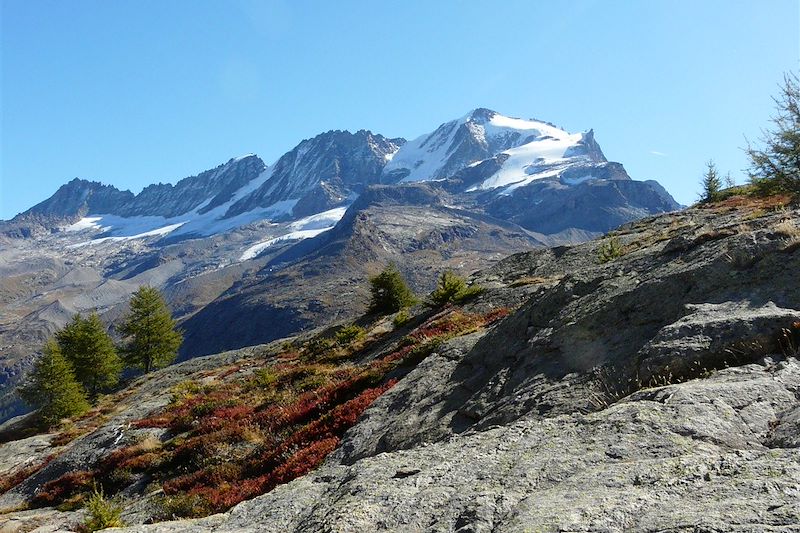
<box><xmin>0</xmin><ymin>454</ymin><xmax>56</xmax><ymax>495</ymax></box>
<box><xmin>29</xmin><ymin>305</ymin><xmax>511</xmax><ymax>518</ymax></box>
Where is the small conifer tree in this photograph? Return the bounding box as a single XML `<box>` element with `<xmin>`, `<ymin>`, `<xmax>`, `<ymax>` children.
<box><xmin>56</xmin><ymin>313</ymin><xmax>122</xmax><ymax>399</ymax></box>
<box><xmin>724</xmin><ymin>172</ymin><xmax>735</xmax><ymax>189</ymax></box>
<box><xmin>428</xmin><ymin>271</ymin><xmax>483</xmax><ymax>307</ymax></box>
<box><xmin>747</xmin><ymin>72</ymin><xmax>800</xmax><ymax>195</ymax></box>
<box><xmin>120</xmin><ymin>286</ymin><xmax>183</xmax><ymax>373</ymax></box>
<box><xmin>368</xmin><ymin>264</ymin><xmax>416</xmax><ymax>315</ymax></box>
<box><xmin>700</xmin><ymin>160</ymin><xmax>722</xmax><ymax>203</ymax></box>
<box><xmin>82</xmin><ymin>485</ymin><xmax>124</xmax><ymax>531</ymax></box>
<box><xmin>19</xmin><ymin>340</ymin><xmax>90</xmax><ymax>427</ymax></box>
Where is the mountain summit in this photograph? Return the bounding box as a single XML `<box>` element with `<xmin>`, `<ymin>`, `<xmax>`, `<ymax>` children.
<box><xmin>383</xmin><ymin>108</ymin><xmax>606</xmax><ymax>190</ymax></box>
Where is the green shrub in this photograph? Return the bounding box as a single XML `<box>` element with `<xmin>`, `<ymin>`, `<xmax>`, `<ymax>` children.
<box><xmin>392</xmin><ymin>308</ymin><xmax>411</xmax><ymax>328</ymax></box>
<box><xmin>597</xmin><ymin>237</ymin><xmax>624</xmax><ymax>264</ymax></box>
<box><xmin>160</xmin><ymin>493</ymin><xmax>213</xmax><ymax>519</ymax></box>
<box><xmin>294</xmin><ymin>372</ymin><xmax>330</xmax><ymax>392</ymax></box>
<box><xmin>428</xmin><ymin>271</ymin><xmax>482</xmax><ymax>307</ymax></box>
<box><xmin>169</xmin><ymin>380</ymin><xmax>203</xmax><ymax>404</ymax></box>
<box><xmin>368</xmin><ymin>264</ymin><xmax>417</xmax><ymax>315</ymax></box>
<box><xmin>251</xmin><ymin>368</ymin><xmax>279</xmax><ymax>389</ymax></box>
<box><xmin>334</xmin><ymin>325</ymin><xmax>366</xmax><ymax>346</ymax></box>
<box><xmin>81</xmin><ymin>486</ymin><xmax>124</xmax><ymax>531</ymax></box>
<box><xmin>403</xmin><ymin>339</ymin><xmax>444</xmax><ymax>366</ymax></box>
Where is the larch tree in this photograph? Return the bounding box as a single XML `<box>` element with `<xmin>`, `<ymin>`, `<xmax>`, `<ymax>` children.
<box><xmin>367</xmin><ymin>264</ymin><xmax>417</xmax><ymax>315</ymax></box>
<box><xmin>747</xmin><ymin>72</ymin><xmax>800</xmax><ymax>194</ymax></box>
<box><xmin>120</xmin><ymin>286</ymin><xmax>183</xmax><ymax>373</ymax></box>
<box><xmin>19</xmin><ymin>339</ymin><xmax>90</xmax><ymax>427</ymax></box>
<box><xmin>56</xmin><ymin>313</ymin><xmax>122</xmax><ymax>399</ymax></box>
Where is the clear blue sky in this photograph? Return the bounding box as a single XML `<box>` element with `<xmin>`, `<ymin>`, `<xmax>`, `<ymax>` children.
<box><xmin>2</xmin><ymin>0</ymin><xmax>798</xmax><ymax>218</ymax></box>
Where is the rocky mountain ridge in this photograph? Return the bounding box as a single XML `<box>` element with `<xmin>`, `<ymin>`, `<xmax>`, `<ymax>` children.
<box><xmin>4</xmin><ymin>109</ymin><xmax>677</xmax><ymax>242</ymax></box>
<box><xmin>0</xmin><ymin>109</ymin><xmax>680</xmax><ymax>424</ymax></box>
<box><xmin>0</xmin><ymin>193</ymin><xmax>797</xmax><ymax>532</ymax></box>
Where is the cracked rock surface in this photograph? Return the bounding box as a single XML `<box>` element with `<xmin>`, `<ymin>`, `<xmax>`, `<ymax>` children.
<box><xmin>1</xmin><ymin>199</ymin><xmax>798</xmax><ymax>532</ymax></box>
<box><xmin>120</xmin><ymin>202</ymin><xmax>800</xmax><ymax>532</ymax></box>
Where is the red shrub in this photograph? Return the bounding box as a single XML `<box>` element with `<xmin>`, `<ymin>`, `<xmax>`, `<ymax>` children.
<box><xmin>380</xmin><ymin>345</ymin><xmax>414</xmax><ymax>364</ymax></box>
<box><xmin>132</xmin><ymin>414</ymin><xmax>174</xmax><ymax>429</ymax></box>
<box><xmin>482</xmin><ymin>307</ymin><xmax>511</xmax><ymax>324</ymax></box>
<box><xmin>265</xmin><ymin>436</ymin><xmax>340</xmax><ymax>488</ymax></box>
<box><xmin>210</xmin><ymin>404</ymin><xmax>254</xmax><ymax>420</ymax></box>
<box><xmin>101</xmin><ymin>445</ymin><xmax>142</xmax><ymax>471</ymax></box>
<box><xmin>196</xmin><ymin>404</ymin><xmax>256</xmax><ymax>434</ymax></box>
<box><xmin>282</xmin><ymin>380</ymin><xmax>397</xmax><ymax>452</ymax></box>
<box><xmin>32</xmin><ymin>470</ymin><xmax>95</xmax><ymax>505</ymax></box>
<box><xmin>217</xmin><ymin>365</ymin><xmax>242</xmax><ymax>380</ymax></box>
<box><xmin>0</xmin><ymin>454</ymin><xmax>55</xmax><ymax>494</ymax></box>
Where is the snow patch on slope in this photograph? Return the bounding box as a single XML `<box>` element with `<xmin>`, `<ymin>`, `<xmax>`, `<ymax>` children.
<box><xmin>288</xmin><ymin>206</ymin><xmax>348</xmax><ymax>231</ymax></box>
<box><xmin>62</xmin><ymin>167</ymin><xmax>302</xmax><ymax>245</ymax></box>
<box><xmin>239</xmin><ymin>228</ymin><xmax>328</xmax><ymax>261</ymax></box>
<box><xmin>384</xmin><ymin>118</ymin><xmax>462</xmax><ymax>183</ymax></box>
<box><xmin>239</xmin><ymin>206</ymin><xmax>348</xmax><ymax>261</ymax></box>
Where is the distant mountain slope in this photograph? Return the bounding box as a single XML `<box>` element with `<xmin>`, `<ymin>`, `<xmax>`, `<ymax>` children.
<box><xmin>178</xmin><ymin>182</ymin><xmax>545</xmax><ymax>358</ymax></box>
<box><xmin>2</xmin><ymin>108</ymin><xmax>677</xmax><ymax>244</ymax></box>
<box><xmin>0</xmin><ymin>108</ymin><xmax>681</xmax><ymax>424</ymax></box>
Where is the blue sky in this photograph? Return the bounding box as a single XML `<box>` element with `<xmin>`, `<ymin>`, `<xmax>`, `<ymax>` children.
<box><xmin>1</xmin><ymin>0</ymin><xmax>798</xmax><ymax>218</ymax></box>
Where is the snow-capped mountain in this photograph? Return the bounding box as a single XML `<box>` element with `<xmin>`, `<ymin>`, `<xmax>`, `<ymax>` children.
<box><xmin>0</xmin><ymin>109</ymin><xmax>681</xmax><ymax>421</ymax></box>
<box><xmin>226</xmin><ymin>130</ymin><xmax>404</xmax><ymax>219</ymax></box>
<box><xmin>382</xmin><ymin>108</ymin><xmax>606</xmax><ymax>192</ymax></box>
<box><xmin>6</xmin><ymin>130</ymin><xmax>405</xmax><ymax>241</ymax></box>
<box><xmin>19</xmin><ymin>155</ymin><xmax>268</xmax><ymax>221</ymax></box>
<box><xmin>3</xmin><ymin>108</ymin><xmax>677</xmax><ymax>248</ymax></box>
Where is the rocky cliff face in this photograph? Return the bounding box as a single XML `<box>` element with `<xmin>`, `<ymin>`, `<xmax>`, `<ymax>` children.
<box><xmin>119</xmin><ymin>155</ymin><xmax>268</xmax><ymax>218</ymax></box>
<box><xmin>16</xmin><ymin>178</ymin><xmax>135</xmax><ymax>220</ymax></box>
<box><xmin>0</xmin><ymin>194</ymin><xmax>797</xmax><ymax>532</ymax></box>
<box><xmin>225</xmin><ymin>130</ymin><xmax>405</xmax><ymax>219</ymax></box>
<box><xmin>12</xmin><ymin>156</ymin><xmax>268</xmax><ymax>224</ymax></box>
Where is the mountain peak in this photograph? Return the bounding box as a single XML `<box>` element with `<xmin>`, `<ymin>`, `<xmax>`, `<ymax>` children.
<box><xmin>16</xmin><ymin>178</ymin><xmax>133</xmax><ymax>221</ymax></box>
<box><xmin>465</xmin><ymin>107</ymin><xmax>498</xmax><ymax>123</ymax></box>
<box><xmin>382</xmin><ymin>109</ymin><xmax>599</xmax><ymax>185</ymax></box>
<box><xmin>223</xmin><ymin>129</ymin><xmax>405</xmax><ymax>220</ymax></box>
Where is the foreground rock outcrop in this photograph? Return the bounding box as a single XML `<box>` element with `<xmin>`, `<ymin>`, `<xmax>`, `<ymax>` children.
<box><xmin>139</xmin><ymin>357</ymin><xmax>800</xmax><ymax>532</ymax></box>
<box><xmin>0</xmin><ymin>195</ymin><xmax>798</xmax><ymax>532</ymax></box>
